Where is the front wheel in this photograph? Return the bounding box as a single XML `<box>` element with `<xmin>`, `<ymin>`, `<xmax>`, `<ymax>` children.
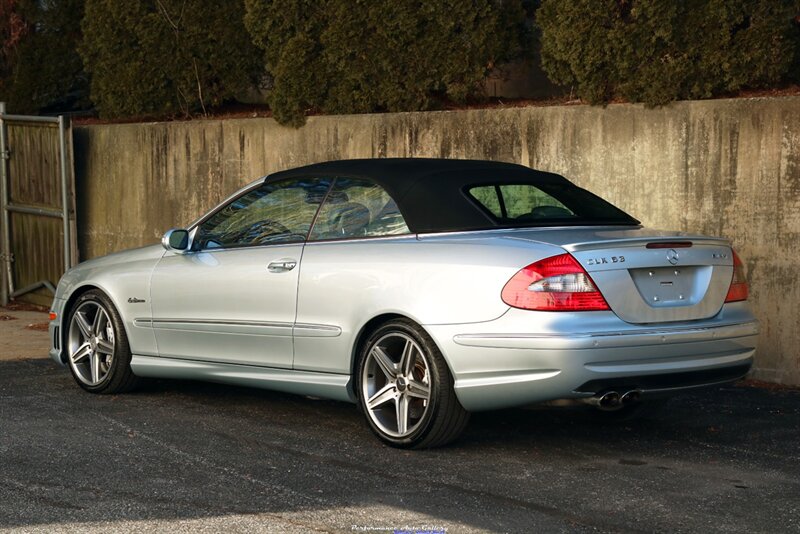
<box><xmin>66</xmin><ymin>289</ymin><xmax>139</xmax><ymax>394</ymax></box>
<box><xmin>357</xmin><ymin>319</ymin><xmax>469</xmax><ymax>449</ymax></box>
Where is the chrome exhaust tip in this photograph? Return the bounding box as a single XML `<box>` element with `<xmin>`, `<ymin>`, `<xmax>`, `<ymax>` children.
<box><xmin>582</xmin><ymin>391</ymin><xmax>622</xmax><ymax>411</ymax></box>
<box><xmin>620</xmin><ymin>390</ymin><xmax>642</xmax><ymax>405</ymax></box>
<box><xmin>598</xmin><ymin>391</ymin><xmax>621</xmax><ymax>410</ymax></box>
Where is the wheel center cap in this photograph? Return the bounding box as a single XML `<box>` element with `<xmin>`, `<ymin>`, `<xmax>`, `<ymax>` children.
<box><xmin>90</xmin><ymin>337</ymin><xmax>97</xmax><ymax>350</ymax></box>
<box><xmin>396</xmin><ymin>376</ymin><xmax>408</xmax><ymax>392</ymax></box>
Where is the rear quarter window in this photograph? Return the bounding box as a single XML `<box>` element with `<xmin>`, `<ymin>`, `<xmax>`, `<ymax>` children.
<box><xmin>467</xmin><ymin>183</ymin><xmax>636</xmax><ymax>226</ymax></box>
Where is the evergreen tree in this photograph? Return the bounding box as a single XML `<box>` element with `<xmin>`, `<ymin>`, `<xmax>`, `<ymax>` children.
<box><xmin>80</xmin><ymin>0</ymin><xmax>261</xmax><ymax>118</ymax></box>
<box><xmin>245</xmin><ymin>0</ymin><xmax>527</xmax><ymax>126</ymax></box>
<box><xmin>537</xmin><ymin>0</ymin><xmax>800</xmax><ymax>106</ymax></box>
<box><xmin>1</xmin><ymin>0</ymin><xmax>88</xmax><ymax>114</ymax></box>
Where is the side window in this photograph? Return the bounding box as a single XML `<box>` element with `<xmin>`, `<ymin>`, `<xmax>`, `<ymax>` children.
<box><xmin>470</xmin><ymin>185</ymin><xmax>503</xmax><ymax>217</ymax></box>
<box><xmin>309</xmin><ymin>178</ymin><xmax>410</xmax><ymax>241</ymax></box>
<box><xmin>469</xmin><ymin>184</ymin><xmax>575</xmax><ymax>221</ymax></box>
<box><xmin>195</xmin><ymin>178</ymin><xmax>332</xmax><ymax>249</ymax></box>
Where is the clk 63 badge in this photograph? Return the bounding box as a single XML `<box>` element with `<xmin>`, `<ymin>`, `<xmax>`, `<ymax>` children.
<box><xmin>586</xmin><ymin>256</ymin><xmax>626</xmax><ymax>266</ymax></box>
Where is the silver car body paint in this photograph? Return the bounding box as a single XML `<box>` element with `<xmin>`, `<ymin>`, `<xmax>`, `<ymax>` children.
<box><xmin>49</xmin><ymin>178</ymin><xmax>758</xmax><ymax>411</ymax></box>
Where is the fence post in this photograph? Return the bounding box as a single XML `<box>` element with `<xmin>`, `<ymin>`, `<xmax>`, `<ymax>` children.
<box><xmin>0</xmin><ymin>102</ymin><xmax>10</xmax><ymax>306</ymax></box>
<box><xmin>58</xmin><ymin>115</ymin><xmax>71</xmax><ymax>272</ymax></box>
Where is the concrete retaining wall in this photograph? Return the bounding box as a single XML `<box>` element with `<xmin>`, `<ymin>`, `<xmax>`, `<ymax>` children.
<box><xmin>73</xmin><ymin>96</ymin><xmax>800</xmax><ymax>385</ymax></box>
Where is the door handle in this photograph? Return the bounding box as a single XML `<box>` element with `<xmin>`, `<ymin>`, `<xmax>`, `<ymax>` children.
<box><xmin>268</xmin><ymin>259</ymin><xmax>297</xmax><ymax>273</ymax></box>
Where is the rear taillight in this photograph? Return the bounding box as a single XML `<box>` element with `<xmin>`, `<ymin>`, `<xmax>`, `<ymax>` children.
<box><xmin>501</xmin><ymin>253</ymin><xmax>610</xmax><ymax>311</ymax></box>
<box><xmin>725</xmin><ymin>250</ymin><xmax>749</xmax><ymax>302</ymax></box>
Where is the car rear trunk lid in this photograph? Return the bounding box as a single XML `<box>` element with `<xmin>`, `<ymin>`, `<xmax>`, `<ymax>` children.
<box><xmin>570</xmin><ymin>237</ymin><xmax>732</xmax><ymax>324</ymax></box>
<box><xmin>502</xmin><ymin>227</ymin><xmax>734</xmax><ymax>324</ymax></box>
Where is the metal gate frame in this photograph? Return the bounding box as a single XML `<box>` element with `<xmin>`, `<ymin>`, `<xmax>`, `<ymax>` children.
<box><xmin>0</xmin><ymin>102</ymin><xmax>74</xmax><ymax>306</ymax></box>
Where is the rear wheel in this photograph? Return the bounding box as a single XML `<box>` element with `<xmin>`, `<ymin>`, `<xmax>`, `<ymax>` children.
<box><xmin>357</xmin><ymin>319</ymin><xmax>469</xmax><ymax>449</ymax></box>
<box><xmin>66</xmin><ymin>290</ymin><xmax>139</xmax><ymax>394</ymax></box>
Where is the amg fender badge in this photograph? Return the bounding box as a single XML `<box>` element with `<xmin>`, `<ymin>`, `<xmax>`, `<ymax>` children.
<box><xmin>127</xmin><ymin>297</ymin><xmax>146</xmax><ymax>303</ymax></box>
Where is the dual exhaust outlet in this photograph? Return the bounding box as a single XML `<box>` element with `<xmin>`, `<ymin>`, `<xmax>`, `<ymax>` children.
<box><xmin>583</xmin><ymin>389</ymin><xmax>642</xmax><ymax>411</ymax></box>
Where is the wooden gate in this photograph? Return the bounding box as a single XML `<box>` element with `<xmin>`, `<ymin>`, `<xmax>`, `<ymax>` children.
<box><xmin>0</xmin><ymin>103</ymin><xmax>77</xmax><ymax>307</ymax></box>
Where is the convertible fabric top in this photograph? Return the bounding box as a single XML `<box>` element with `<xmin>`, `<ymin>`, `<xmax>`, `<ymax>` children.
<box><xmin>265</xmin><ymin>158</ymin><xmax>633</xmax><ymax>234</ymax></box>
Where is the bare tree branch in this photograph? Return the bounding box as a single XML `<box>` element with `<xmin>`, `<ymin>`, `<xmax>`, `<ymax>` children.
<box><xmin>193</xmin><ymin>58</ymin><xmax>206</xmax><ymax>116</ymax></box>
<box><xmin>155</xmin><ymin>0</ymin><xmax>179</xmax><ymax>32</ymax></box>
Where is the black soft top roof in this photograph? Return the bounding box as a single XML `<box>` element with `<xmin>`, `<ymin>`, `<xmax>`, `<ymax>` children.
<box><xmin>266</xmin><ymin>158</ymin><xmax>634</xmax><ymax>233</ymax></box>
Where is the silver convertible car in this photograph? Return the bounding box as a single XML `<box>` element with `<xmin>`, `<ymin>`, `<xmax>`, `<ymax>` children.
<box><xmin>49</xmin><ymin>159</ymin><xmax>758</xmax><ymax>448</ymax></box>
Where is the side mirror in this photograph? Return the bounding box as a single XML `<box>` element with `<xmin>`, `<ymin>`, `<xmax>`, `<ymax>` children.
<box><xmin>162</xmin><ymin>228</ymin><xmax>190</xmax><ymax>253</ymax></box>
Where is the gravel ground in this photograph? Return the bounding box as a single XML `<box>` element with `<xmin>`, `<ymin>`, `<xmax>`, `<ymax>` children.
<box><xmin>1</xmin><ymin>358</ymin><xmax>799</xmax><ymax>533</ymax></box>
<box><xmin>0</xmin><ymin>306</ymin><xmax>51</xmax><ymax>361</ymax></box>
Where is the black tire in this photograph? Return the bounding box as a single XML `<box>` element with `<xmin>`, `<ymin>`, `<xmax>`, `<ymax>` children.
<box><xmin>356</xmin><ymin>318</ymin><xmax>469</xmax><ymax>449</ymax></box>
<box><xmin>65</xmin><ymin>289</ymin><xmax>139</xmax><ymax>394</ymax></box>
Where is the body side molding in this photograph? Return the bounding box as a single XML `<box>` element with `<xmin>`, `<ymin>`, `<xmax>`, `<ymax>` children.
<box><xmin>130</xmin><ymin>355</ymin><xmax>353</xmax><ymax>403</ymax></box>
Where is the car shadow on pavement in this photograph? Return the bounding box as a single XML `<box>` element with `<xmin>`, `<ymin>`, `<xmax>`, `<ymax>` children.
<box><xmin>2</xmin><ymin>358</ymin><xmax>799</xmax><ymax>533</ymax></box>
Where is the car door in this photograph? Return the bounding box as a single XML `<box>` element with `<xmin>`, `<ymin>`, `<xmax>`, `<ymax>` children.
<box><xmin>293</xmin><ymin>177</ymin><xmax>413</xmax><ymax>373</ymax></box>
<box><xmin>149</xmin><ymin>177</ymin><xmax>332</xmax><ymax>367</ymax></box>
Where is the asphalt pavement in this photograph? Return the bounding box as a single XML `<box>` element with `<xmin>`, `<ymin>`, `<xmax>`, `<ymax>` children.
<box><xmin>1</xmin><ymin>358</ymin><xmax>799</xmax><ymax>533</ymax></box>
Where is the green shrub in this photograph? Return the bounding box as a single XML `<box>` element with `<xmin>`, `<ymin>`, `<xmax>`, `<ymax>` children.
<box><xmin>537</xmin><ymin>0</ymin><xmax>800</xmax><ymax>106</ymax></box>
<box><xmin>0</xmin><ymin>0</ymin><xmax>26</xmax><ymax>94</ymax></box>
<box><xmin>80</xmin><ymin>0</ymin><xmax>261</xmax><ymax>119</ymax></box>
<box><xmin>245</xmin><ymin>0</ymin><xmax>527</xmax><ymax>126</ymax></box>
<box><xmin>0</xmin><ymin>0</ymin><xmax>88</xmax><ymax>114</ymax></box>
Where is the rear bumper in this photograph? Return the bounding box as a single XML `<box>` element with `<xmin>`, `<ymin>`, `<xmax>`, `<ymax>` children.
<box><xmin>424</xmin><ymin>302</ymin><xmax>758</xmax><ymax>411</ymax></box>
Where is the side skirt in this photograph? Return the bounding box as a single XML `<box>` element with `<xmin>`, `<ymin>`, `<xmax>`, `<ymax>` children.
<box><xmin>130</xmin><ymin>355</ymin><xmax>354</xmax><ymax>403</ymax></box>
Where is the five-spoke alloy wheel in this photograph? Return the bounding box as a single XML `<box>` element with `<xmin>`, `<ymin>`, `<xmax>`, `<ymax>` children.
<box><xmin>361</xmin><ymin>332</ymin><xmax>432</xmax><ymax>438</ymax></box>
<box><xmin>358</xmin><ymin>319</ymin><xmax>469</xmax><ymax>449</ymax></box>
<box><xmin>66</xmin><ymin>290</ymin><xmax>139</xmax><ymax>393</ymax></box>
<box><xmin>68</xmin><ymin>300</ymin><xmax>116</xmax><ymax>386</ymax></box>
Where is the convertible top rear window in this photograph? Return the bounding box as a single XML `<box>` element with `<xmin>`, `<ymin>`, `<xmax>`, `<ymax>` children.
<box><xmin>467</xmin><ymin>183</ymin><xmax>637</xmax><ymax>227</ymax></box>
